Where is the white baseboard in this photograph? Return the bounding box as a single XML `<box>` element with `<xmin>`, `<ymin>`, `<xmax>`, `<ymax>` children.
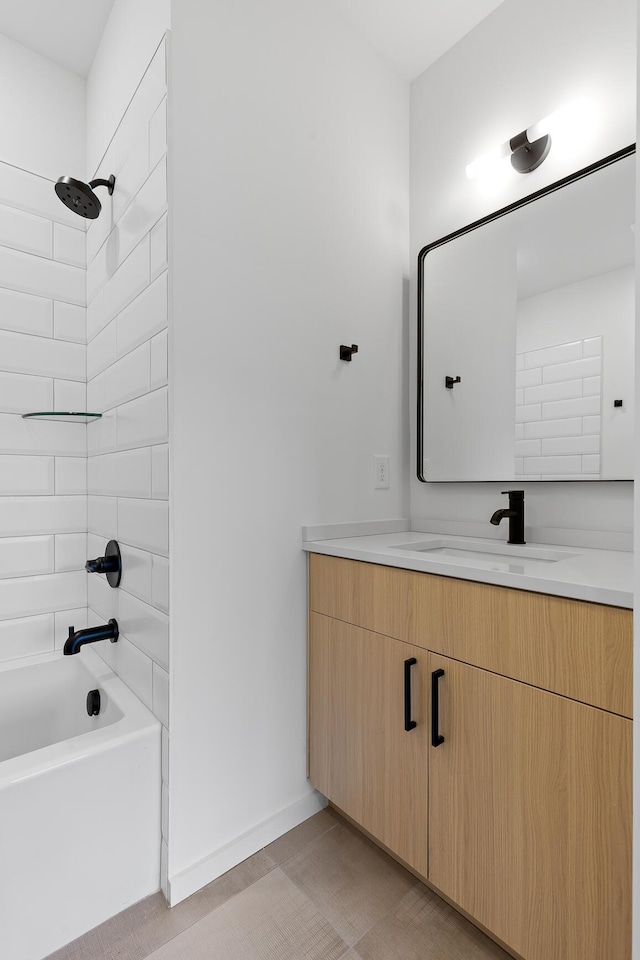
<box><xmin>167</xmin><ymin>790</ymin><xmax>328</xmax><ymax>906</ymax></box>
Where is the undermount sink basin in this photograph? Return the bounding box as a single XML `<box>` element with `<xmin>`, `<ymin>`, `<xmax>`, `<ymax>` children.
<box><xmin>391</xmin><ymin>539</ymin><xmax>578</xmax><ymax>566</ymax></box>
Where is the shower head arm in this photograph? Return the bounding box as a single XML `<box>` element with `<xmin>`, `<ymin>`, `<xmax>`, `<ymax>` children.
<box><xmin>88</xmin><ymin>174</ymin><xmax>116</xmax><ymax>195</ymax></box>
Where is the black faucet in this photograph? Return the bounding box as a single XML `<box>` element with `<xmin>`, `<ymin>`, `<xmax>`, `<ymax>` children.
<box><xmin>490</xmin><ymin>490</ymin><xmax>525</xmax><ymax>544</ymax></box>
<box><xmin>64</xmin><ymin>619</ymin><xmax>119</xmax><ymax>656</ymax></box>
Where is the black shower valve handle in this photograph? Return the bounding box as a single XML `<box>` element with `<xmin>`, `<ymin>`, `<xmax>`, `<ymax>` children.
<box><xmin>85</xmin><ymin>540</ymin><xmax>122</xmax><ymax>588</ymax></box>
<box><xmin>85</xmin><ymin>556</ymin><xmax>118</xmax><ymax>574</ymax></box>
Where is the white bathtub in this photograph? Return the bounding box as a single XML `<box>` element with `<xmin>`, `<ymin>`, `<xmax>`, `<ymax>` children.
<box><xmin>0</xmin><ymin>647</ymin><xmax>161</xmax><ymax>960</ymax></box>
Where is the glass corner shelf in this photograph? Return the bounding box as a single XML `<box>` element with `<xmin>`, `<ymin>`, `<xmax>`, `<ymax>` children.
<box><xmin>21</xmin><ymin>411</ymin><xmax>102</xmax><ymax>423</ymax></box>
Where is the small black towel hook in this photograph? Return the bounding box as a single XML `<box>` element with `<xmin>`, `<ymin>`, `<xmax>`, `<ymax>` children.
<box><xmin>445</xmin><ymin>375</ymin><xmax>461</xmax><ymax>389</ymax></box>
<box><xmin>340</xmin><ymin>344</ymin><xmax>359</xmax><ymax>362</ymax></box>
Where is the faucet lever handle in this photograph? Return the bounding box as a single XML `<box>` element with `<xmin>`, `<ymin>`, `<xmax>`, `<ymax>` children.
<box><xmin>501</xmin><ymin>489</ymin><xmax>524</xmax><ymax>497</ymax></box>
<box><xmin>85</xmin><ymin>540</ymin><xmax>122</xmax><ymax>589</ymax></box>
<box><xmin>68</xmin><ymin>625</ymin><xmax>74</xmax><ymax>638</ymax></box>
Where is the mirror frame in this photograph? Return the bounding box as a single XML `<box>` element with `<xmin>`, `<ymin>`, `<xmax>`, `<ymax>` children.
<box><xmin>416</xmin><ymin>143</ymin><xmax>636</xmax><ymax>482</ymax></box>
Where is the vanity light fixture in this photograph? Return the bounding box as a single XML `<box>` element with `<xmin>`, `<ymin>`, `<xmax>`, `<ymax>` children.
<box><xmin>466</xmin><ymin>127</ymin><xmax>550</xmax><ymax>179</ymax></box>
<box><xmin>465</xmin><ymin>100</ymin><xmax>590</xmax><ymax>179</ymax></box>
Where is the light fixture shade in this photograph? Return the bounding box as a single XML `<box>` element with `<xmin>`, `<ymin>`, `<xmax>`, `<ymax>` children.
<box><xmin>465</xmin><ymin>140</ymin><xmax>510</xmax><ymax>179</ymax></box>
<box><xmin>526</xmin><ymin>99</ymin><xmax>591</xmax><ymax>143</ymax></box>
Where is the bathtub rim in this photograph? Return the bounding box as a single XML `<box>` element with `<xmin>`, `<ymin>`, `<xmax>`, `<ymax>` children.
<box><xmin>0</xmin><ymin>646</ymin><xmax>161</xmax><ymax>789</ymax></box>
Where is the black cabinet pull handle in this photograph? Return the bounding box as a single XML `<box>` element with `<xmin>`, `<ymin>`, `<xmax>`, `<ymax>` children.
<box><xmin>432</xmin><ymin>668</ymin><xmax>445</xmax><ymax>747</ymax></box>
<box><xmin>404</xmin><ymin>657</ymin><xmax>417</xmax><ymax>731</ymax></box>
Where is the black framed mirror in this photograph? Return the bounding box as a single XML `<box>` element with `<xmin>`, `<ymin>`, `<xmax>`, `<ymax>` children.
<box><xmin>417</xmin><ymin>144</ymin><xmax>635</xmax><ymax>482</ymax></box>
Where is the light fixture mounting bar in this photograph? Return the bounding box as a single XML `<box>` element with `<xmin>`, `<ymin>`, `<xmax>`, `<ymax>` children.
<box><xmin>509</xmin><ymin>130</ymin><xmax>551</xmax><ymax>174</ymax></box>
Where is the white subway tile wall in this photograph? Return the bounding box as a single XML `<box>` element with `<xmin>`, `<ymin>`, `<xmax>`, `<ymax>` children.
<box><xmin>0</xmin><ymin>38</ymin><xmax>170</xmax><ymax>879</ymax></box>
<box><xmin>0</xmin><ymin>571</ymin><xmax>86</xmax><ymax>621</ymax></box>
<box><xmin>85</xmin><ymin>43</ymin><xmax>170</xmax><ymax>854</ymax></box>
<box><xmin>0</xmin><ymin>614</ymin><xmax>55</xmax><ymax>660</ymax></box>
<box><xmin>0</xmin><ymin>156</ymin><xmax>87</xmax><ymax>657</ymax></box>
<box><xmin>515</xmin><ymin>338</ymin><xmax>602</xmax><ymax>479</ymax></box>
<box><xmin>0</xmin><ymin>537</ymin><xmax>54</xmax><ymax>579</ymax></box>
<box><xmin>0</xmin><ymin>162</ymin><xmax>88</xmax><ymax>228</ymax></box>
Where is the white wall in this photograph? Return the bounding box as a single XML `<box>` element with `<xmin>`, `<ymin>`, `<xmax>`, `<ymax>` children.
<box><xmin>86</xmin><ymin>0</ymin><xmax>170</xmax><ymax>177</ymax></box>
<box><xmin>0</xmin><ymin>32</ymin><xmax>85</xmax><ymax>181</ymax></box>
<box><xmin>168</xmin><ymin>0</ymin><xmax>409</xmax><ymax>901</ymax></box>
<box><xmin>84</xmin><ymin>36</ymin><xmax>169</xmax><ymax>893</ymax></box>
<box><xmin>411</xmin><ymin>0</ymin><xmax>636</xmax><ymax>539</ymax></box>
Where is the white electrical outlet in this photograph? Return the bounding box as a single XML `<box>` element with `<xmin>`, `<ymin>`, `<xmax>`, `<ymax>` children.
<box><xmin>373</xmin><ymin>455</ymin><xmax>389</xmax><ymax>489</ymax></box>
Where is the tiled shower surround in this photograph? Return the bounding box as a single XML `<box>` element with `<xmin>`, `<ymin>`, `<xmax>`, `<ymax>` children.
<box><xmin>86</xmin><ymin>40</ymin><xmax>168</xmax><ymax>727</ymax></box>
<box><xmin>85</xmin><ymin>38</ymin><xmax>170</xmax><ymax>886</ymax></box>
<box><xmin>515</xmin><ymin>337</ymin><xmax>602</xmax><ymax>479</ymax></box>
<box><xmin>0</xmin><ymin>38</ymin><xmax>170</xmax><ymax>888</ymax></box>
<box><xmin>0</xmin><ymin>163</ymin><xmax>87</xmax><ymax>661</ymax></box>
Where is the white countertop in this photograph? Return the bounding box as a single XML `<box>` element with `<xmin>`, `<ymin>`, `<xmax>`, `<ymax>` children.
<box><xmin>302</xmin><ymin>530</ymin><xmax>634</xmax><ymax>609</ymax></box>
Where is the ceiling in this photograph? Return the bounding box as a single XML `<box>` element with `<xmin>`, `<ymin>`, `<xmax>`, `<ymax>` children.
<box><xmin>0</xmin><ymin>0</ymin><xmax>115</xmax><ymax>77</ymax></box>
<box><xmin>325</xmin><ymin>0</ymin><xmax>508</xmax><ymax>80</ymax></box>
<box><xmin>0</xmin><ymin>0</ymin><xmax>507</xmax><ymax>83</ymax></box>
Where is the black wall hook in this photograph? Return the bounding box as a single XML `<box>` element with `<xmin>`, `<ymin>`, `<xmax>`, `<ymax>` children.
<box><xmin>340</xmin><ymin>344</ymin><xmax>359</xmax><ymax>362</ymax></box>
<box><xmin>445</xmin><ymin>375</ymin><xmax>461</xmax><ymax>389</ymax></box>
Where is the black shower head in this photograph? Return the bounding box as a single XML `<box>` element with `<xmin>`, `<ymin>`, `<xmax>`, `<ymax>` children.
<box><xmin>54</xmin><ymin>174</ymin><xmax>116</xmax><ymax>219</ymax></box>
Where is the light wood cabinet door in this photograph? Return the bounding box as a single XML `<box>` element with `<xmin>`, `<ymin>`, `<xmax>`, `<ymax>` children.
<box><xmin>309</xmin><ymin>612</ymin><xmax>427</xmax><ymax>876</ymax></box>
<box><xmin>428</xmin><ymin>654</ymin><xmax>632</xmax><ymax>960</ymax></box>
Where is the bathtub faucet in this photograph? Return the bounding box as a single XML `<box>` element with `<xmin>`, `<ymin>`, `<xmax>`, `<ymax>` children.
<box><xmin>64</xmin><ymin>619</ymin><xmax>119</xmax><ymax>656</ymax></box>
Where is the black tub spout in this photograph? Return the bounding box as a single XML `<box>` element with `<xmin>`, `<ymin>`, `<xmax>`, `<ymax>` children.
<box><xmin>64</xmin><ymin>619</ymin><xmax>119</xmax><ymax>656</ymax></box>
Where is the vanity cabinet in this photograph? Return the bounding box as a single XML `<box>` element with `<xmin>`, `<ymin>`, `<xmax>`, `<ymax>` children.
<box><xmin>429</xmin><ymin>654</ymin><xmax>631</xmax><ymax>960</ymax></box>
<box><xmin>309</xmin><ymin>613</ymin><xmax>428</xmax><ymax>876</ymax></box>
<box><xmin>308</xmin><ymin>553</ymin><xmax>632</xmax><ymax>960</ymax></box>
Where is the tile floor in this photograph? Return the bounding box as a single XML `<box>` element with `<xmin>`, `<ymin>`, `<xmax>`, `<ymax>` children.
<box><xmin>47</xmin><ymin>808</ymin><xmax>511</xmax><ymax>960</ymax></box>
